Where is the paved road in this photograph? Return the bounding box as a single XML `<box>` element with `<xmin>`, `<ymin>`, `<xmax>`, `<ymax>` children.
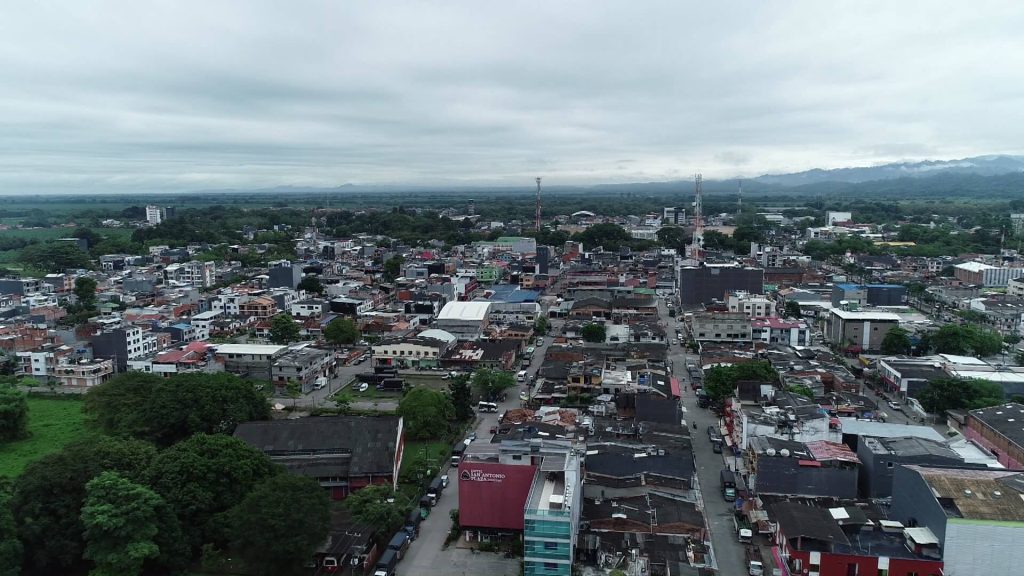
<box><xmin>397</xmin><ymin>322</ymin><xmax>559</xmax><ymax>575</ymax></box>
<box><xmin>658</xmin><ymin>297</ymin><xmax>747</xmax><ymax>576</ymax></box>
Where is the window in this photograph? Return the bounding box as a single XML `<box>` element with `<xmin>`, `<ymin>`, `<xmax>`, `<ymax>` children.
<box><xmin>847</xmin><ymin>564</ymin><xmax>858</xmax><ymax>576</ymax></box>
<box><xmin>887</xmin><ymin>461</ymin><xmax>894</xmax><ymax>469</ymax></box>
<box><xmin>877</xmin><ymin>570</ymin><xmax>889</xmax><ymax>576</ymax></box>
<box><xmin>543</xmin><ymin>563</ymin><xmax>558</xmax><ymax>571</ymax></box>
<box><xmin>544</xmin><ymin>541</ymin><xmax>558</xmax><ymax>550</ymax></box>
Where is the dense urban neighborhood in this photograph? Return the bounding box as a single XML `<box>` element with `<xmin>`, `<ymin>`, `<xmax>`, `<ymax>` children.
<box><xmin>3</xmin><ymin>194</ymin><xmax>1024</xmax><ymax>576</ymax></box>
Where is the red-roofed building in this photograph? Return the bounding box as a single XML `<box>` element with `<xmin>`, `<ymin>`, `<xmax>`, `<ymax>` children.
<box><xmin>751</xmin><ymin>317</ymin><xmax>811</xmax><ymax>346</ymax></box>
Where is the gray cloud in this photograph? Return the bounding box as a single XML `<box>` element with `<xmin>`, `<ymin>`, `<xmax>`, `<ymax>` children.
<box><xmin>0</xmin><ymin>1</ymin><xmax>1022</xmax><ymax>193</ymax></box>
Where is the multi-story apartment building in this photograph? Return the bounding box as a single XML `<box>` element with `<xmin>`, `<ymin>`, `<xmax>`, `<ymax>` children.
<box><xmin>163</xmin><ymin>260</ymin><xmax>216</xmax><ymax>288</ymax></box>
<box><xmin>53</xmin><ymin>358</ymin><xmax>114</xmax><ymax>387</ymax></box>
<box><xmin>523</xmin><ymin>451</ymin><xmax>582</xmax><ymax>576</ymax></box>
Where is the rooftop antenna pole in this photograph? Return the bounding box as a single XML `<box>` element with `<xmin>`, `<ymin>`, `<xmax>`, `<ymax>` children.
<box><xmin>689</xmin><ymin>173</ymin><xmax>704</xmax><ymax>263</ymax></box>
<box><xmin>535</xmin><ymin>177</ymin><xmax>543</xmax><ymax>232</ymax></box>
<box><xmin>737</xmin><ymin>179</ymin><xmax>743</xmax><ymax>214</ymax></box>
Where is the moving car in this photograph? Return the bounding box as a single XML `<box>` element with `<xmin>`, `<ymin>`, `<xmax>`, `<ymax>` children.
<box><xmin>888</xmin><ymin>400</ymin><xmax>903</xmax><ymax>412</ymax></box>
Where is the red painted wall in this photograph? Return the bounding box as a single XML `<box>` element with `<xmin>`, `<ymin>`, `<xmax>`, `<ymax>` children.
<box><xmin>459</xmin><ymin>463</ymin><xmax>537</xmax><ymax>530</ymax></box>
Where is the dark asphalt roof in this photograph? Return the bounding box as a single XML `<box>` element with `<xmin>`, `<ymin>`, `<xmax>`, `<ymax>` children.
<box><xmin>586</xmin><ymin>449</ymin><xmax>694</xmax><ymax>481</ymax></box>
<box><xmin>234</xmin><ymin>415</ymin><xmax>400</xmax><ymax>478</ymax></box>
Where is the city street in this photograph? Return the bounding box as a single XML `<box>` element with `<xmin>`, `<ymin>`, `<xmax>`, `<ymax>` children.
<box><xmin>659</xmin><ymin>298</ymin><xmax>747</xmax><ymax>576</ymax></box>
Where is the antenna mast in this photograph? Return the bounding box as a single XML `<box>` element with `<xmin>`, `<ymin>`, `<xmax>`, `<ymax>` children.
<box><xmin>737</xmin><ymin>179</ymin><xmax>743</xmax><ymax>214</ymax></box>
<box><xmin>535</xmin><ymin>177</ymin><xmax>543</xmax><ymax>232</ymax></box>
<box><xmin>688</xmin><ymin>173</ymin><xmax>704</xmax><ymax>262</ymax></box>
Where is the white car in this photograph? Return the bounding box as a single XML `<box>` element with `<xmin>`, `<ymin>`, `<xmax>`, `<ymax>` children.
<box><xmin>358</xmin><ymin>383</ymin><xmax>369</xmax><ymax>392</ymax></box>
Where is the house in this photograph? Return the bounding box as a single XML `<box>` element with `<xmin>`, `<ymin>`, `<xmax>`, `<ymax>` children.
<box><xmin>751</xmin><ymin>440</ymin><xmax>860</xmax><ymax>498</ymax></box>
<box><xmin>290</xmin><ymin>298</ymin><xmax>328</xmax><ymax>318</ymax></box>
<box><xmin>768</xmin><ymin>499</ymin><xmax>943</xmax><ymax>576</ymax></box>
<box><xmin>751</xmin><ymin>317</ymin><xmax>812</xmax><ymax>346</ymax></box>
<box><xmin>234</xmin><ymin>415</ymin><xmax>404</xmax><ymax>500</ymax></box>
<box><xmin>238</xmin><ymin>296</ymin><xmax>277</xmax><ymax>319</ymax></box>
<box><xmin>272</xmin><ymin>346</ymin><xmax>335</xmax><ymax>393</ymax></box>
<box><xmin>878</xmin><ymin>358</ymin><xmax>947</xmax><ymax>398</ymax></box>
<box><xmin>52</xmin><ymin>358</ymin><xmax>114</xmax><ymax>387</ymax></box>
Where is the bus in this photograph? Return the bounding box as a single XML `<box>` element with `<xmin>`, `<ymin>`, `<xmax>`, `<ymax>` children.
<box><xmin>476</xmin><ymin>401</ymin><xmax>498</xmax><ymax>413</ymax></box>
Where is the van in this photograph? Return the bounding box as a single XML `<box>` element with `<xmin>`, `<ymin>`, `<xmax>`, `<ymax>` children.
<box><xmin>516</xmin><ymin>370</ymin><xmax>528</xmax><ymax>382</ymax></box>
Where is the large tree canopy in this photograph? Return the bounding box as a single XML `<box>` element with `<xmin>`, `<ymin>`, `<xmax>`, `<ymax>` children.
<box><xmin>880</xmin><ymin>327</ymin><xmax>913</xmax><ymax>356</ymax></box>
<box><xmin>17</xmin><ymin>242</ymin><xmax>92</xmax><ymax>273</ymax></box>
<box><xmin>927</xmin><ymin>324</ymin><xmax>1003</xmax><ymax>357</ymax></box>
<box><xmin>229</xmin><ymin>474</ymin><xmax>330</xmax><ymax>576</ymax></box>
<box><xmin>470</xmin><ymin>369</ymin><xmax>516</xmax><ymax>402</ymax></box>
<box><xmin>81</xmin><ymin>471</ymin><xmax>164</xmax><ymax>576</ymax></box>
<box><xmin>146</xmin><ymin>434</ymin><xmax>279</xmax><ymax>551</ymax></box>
<box><xmin>0</xmin><ymin>385</ymin><xmax>28</xmax><ymax>442</ymax></box>
<box><xmin>84</xmin><ymin>372</ymin><xmax>270</xmax><ymax>447</ymax></box>
<box><xmin>397</xmin><ymin>387</ymin><xmax>454</xmax><ymax>440</ymax></box>
<box><xmin>917</xmin><ymin>377</ymin><xmax>1005</xmax><ymax>414</ymax></box>
<box><xmin>342</xmin><ymin>485</ymin><xmax>406</xmax><ymax>537</ymax></box>
<box><xmin>11</xmin><ymin>436</ymin><xmax>157</xmax><ymax>573</ymax></box>
<box><xmin>324</xmin><ymin>317</ymin><xmax>360</xmax><ymax>346</ymax></box>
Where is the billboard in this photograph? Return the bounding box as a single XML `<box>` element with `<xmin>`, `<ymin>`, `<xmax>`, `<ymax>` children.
<box><xmin>458</xmin><ymin>462</ymin><xmax>537</xmax><ymax>531</ymax></box>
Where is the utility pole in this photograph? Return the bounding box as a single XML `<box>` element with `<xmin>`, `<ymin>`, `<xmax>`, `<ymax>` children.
<box><xmin>535</xmin><ymin>177</ymin><xmax>543</xmax><ymax>232</ymax></box>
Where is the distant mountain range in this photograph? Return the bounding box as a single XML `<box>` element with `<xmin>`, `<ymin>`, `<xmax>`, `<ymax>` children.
<box><xmin>178</xmin><ymin>155</ymin><xmax>1024</xmax><ymax>199</ymax></box>
<box><xmin>750</xmin><ymin>155</ymin><xmax>1024</xmax><ymax>187</ymax></box>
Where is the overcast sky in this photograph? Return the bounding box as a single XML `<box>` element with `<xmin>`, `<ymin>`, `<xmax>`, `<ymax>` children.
<box><xmin>1</xmin><ymin>1</ymin><xmax>1022</xmax><ymax>193</ymax></box>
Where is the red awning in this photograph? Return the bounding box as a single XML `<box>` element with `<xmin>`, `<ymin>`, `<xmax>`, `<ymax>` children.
<box><xmin>670</xmin><ymin>378</ymin><xmax>681</xmax><ymax>398</ymax></box>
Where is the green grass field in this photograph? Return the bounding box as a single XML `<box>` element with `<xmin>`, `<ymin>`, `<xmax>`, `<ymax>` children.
<box><xmin>0</xmin><ymin>396</ymin><xmax>87</xmax><ymax>478</ymax></box>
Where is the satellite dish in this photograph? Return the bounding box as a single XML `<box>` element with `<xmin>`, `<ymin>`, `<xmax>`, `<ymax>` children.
<box><xmin>766</xmin><ymin>448</ymin><xmax>777</xmax><ymax>456</ymax></box>
<box><xmin>780</xmin><ymin>449</ymin><xmax>791</xmax><ymax>457</ymax></box>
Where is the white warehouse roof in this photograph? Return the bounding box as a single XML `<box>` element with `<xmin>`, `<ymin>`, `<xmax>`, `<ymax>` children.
<box><xmin>437</xmin><ymin>301</ymin><xmax>491</xmax><ymax>321</ymax></box>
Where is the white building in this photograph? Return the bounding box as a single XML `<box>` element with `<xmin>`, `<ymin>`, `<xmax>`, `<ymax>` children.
<box><xmin>751</xmin><ymin>318</ymin><xmax>812</xmax><ymax>346</ymax></box>
<box><xmin>145</xmin><ymin>205</ymin><xmax>163</xmax><ymax>225</ymax></box>
<box><xmin>1006</xmin><ymin>275</ymin><xmax>1024</xmax><ymax>297</ymax></box>
<box><xmin>826</xmin><ymin>211</ymin><xmax>853</xmax><ymax>225</ymax></box>
<box><xmin>163</xmin><ymin>260</ymin><xmax>216</xmax><ymax>288</ymax></box>
<box><xmin>434</xmin><ymin>301</ymin><xmax>491</xmax><ymax>340</ymax></box>
<box><xmin>727</xmin><ymin>291</ymin><xmax>775</xmax><ymax>318</ymax></box>
<box><xmin>190</xmin><ymin>310</ymin><xmax>222</xmax><ymax>340</ymax></box>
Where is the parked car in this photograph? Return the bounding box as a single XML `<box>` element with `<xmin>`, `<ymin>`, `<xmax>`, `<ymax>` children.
<box><xmin>888</xmin><ymin>401</ymin><xmax>903</xmax><ymax>412</ymax></box>
<box><xmin>358</xmin><ymin>383</ymin><xmax>369</xmax><ymax>392</ymax></box>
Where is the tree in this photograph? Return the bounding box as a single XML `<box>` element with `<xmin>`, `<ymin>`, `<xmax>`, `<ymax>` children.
<box><xmin>397</xmin><ymin>387</ymin><xmax>454</xmax><ymax>440</ymax></box>
<box><xmin>343</xmin><ymin>485</ymin><xmax>406</xmax><ymax>537</ymax></box>
<box><xmin>448</xmin><ymin>376</ymin><xmax>474</xmax><ymax>422</ymax></box>
<box><xmin>534</xmin><ymin>316</ymin><xmax>550</xmax><ymax>336</ymax></box>
<box><xmin>783</xmin><ymin>300</ymin><xmax>802</xmax><ymax>319</ymax></box>
<box><xmin>11</xmin><ymin>436</ymin><xmax>158</xmax><ymax>572</ymax></box>
<box><xmin>581</xmin><ymin>323</ymin><xmax>606</xmax><ymax>343</ymax></box>
<box><xmin>0</xmin><ymin>479</ymin><xmax>22</xmax><ymax>576</ymax></box>
<box><xmin>146</xmin><ymin>434</ymin><xmax>278</xmax><ymax>551</ymax></box>
<box><xmin>324</xmin><ymin>317</ymin><xmax>360</xmax><ymax>346</ymax></box>
<box><xmin>470</xmin><ymin>369</ymin><xmax>516</xmax><ymax>402</ymax></box>
<box><xmin>18</xmin><ymin>241</ymin><xmax>92</xmax><ymax>273</ymax></box>
<box><xmin>880</xmin><ymin>327</ymin><xmax>913</xmax><ymax>356</ymax></box>
<box><xmin>703</xmin><ymin>361</ymin><xmax>778</xmax><ymax>406</ymax></box>
<box><xmin>269</xmin><ymin>313</ymin><xmax>301</xmax><ymax>344</ymax></box>
<box><xmin>74</xmin><ymin>276</ymin><xmax>98</xmax><ymax>310</ymax></box>
<box><xmin>297</xmin><ymin>276</ymin><xmax>324</xmax><ymax>296</ymax></box>
<box><xmin>84</xmin><ymin>372</ymin><xmax>270</xmax><ymax>448</ymax></box>
<box><xmin>917</xmin><ymin>377</ymin><xmax>1005</xmax><ymax>414</ymax></box>
<box><xmin>656</xmin><ymin>226</ymin><xmax>688</xmax><ymax>251</ymax></box>
<box><xmin>572</xmin><ymin>223</ymin><xmax>632</xmax><ymax>251</ymax></box>
<box><xmin>229</xmin><ymin>475</ymin><xmax>330</xmax><ymax>576</ymax></box>
<box><xmin>81</xmin><ymin>472</ymin><xmax>164</xmax><ymax>576</ymax></box>
<box><xmin>383</xmin><ymin>255</ymin><xmax>405</xmax><ymax>282</ymax></box>
<box><xmin>0</xmin><ymin>385</ymin><xmax>28</xmax><ymax>442</ymax></box>
<box><xmin>928</xmin><ymin>324</ymin><xmax>1004</xmax><ymax>357</ymax></box>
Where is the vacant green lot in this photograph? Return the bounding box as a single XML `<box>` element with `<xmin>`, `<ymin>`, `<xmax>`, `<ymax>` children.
<box><xmin>0</xmin><ymin>396</ymin><xmax>87</xmax><ymax>478</ymax></box>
